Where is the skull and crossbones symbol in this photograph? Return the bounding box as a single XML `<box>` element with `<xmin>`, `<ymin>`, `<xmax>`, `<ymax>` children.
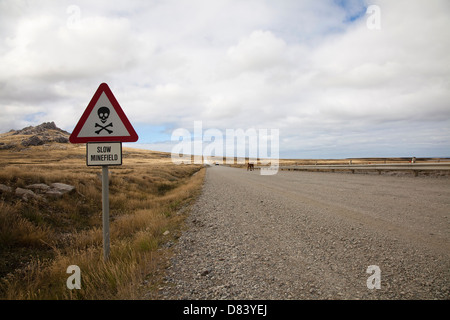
<box><xmin>95</xmin><ymin>106</ymin><xmax>113</xmax><ymax>134</ymax></box>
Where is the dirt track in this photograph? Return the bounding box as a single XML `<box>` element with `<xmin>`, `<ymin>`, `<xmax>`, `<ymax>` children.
<box><xmin>159</xmin><ymin>166</ymin><xmax>450</xmax><ymax>299</ymax></box>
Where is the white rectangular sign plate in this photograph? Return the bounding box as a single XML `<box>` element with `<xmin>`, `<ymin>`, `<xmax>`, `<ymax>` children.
<box><xmin>87</xmin><ymin>142</ymin><xmax>122</xmax><ymax>166</ymax></box>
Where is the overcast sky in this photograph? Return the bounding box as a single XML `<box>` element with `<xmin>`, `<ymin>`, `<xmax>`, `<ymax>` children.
<box><xmin>1</xmin><ymin>0</ymin><xmax>449</xmax><ymax>158</ymax></box>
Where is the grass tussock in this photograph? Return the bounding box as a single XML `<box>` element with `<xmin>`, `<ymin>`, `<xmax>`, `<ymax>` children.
<box><xmin>0</xmin><ymin>144</ymin><xmax>205</xmax><ymax>299</ymax></box>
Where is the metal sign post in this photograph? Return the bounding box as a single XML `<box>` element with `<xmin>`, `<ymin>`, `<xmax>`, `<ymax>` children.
<box><xmin>86</xmin><ymin>141</ymin><xmax>121</xmax><ymax>260</ymax></box>
<box><xmin>102</xmin><ymin>165</ymin><xmax>110</xmax><ymax>261</ymax></box>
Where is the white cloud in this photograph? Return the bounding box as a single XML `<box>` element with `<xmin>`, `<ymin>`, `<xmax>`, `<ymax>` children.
<box><xmin>226</xmin><ymin>30</ymin><xmax>289</xmax><ymax>72</ymax></box>
<box><xmin>1</xmin><ymin>14</ymin><xmax>139</xmax><ymax>81</ymax></box>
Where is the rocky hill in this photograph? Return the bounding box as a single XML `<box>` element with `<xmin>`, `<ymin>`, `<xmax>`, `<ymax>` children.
<box><xmin>0</xmin><ymin>121</ymin><xmax>70</xmax><ymax>150</ymax></box>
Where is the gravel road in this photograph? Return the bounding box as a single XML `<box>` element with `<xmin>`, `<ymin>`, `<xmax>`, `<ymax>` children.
<box><xmin>159</xmin><ymin>166</ymin><xmax>450</xmax><ymax>299</ymax></box>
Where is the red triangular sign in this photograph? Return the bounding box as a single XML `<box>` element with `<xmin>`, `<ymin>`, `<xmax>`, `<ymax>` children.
<box><xmin>70</xmin><ymin>83</ymin><xmax>138</xmax><ymax>143</ymax></box>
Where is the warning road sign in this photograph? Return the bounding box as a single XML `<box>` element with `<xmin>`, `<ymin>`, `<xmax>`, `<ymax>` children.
<box><xmin>69</xmin><ymin>83</ymin><xmax>138</xmax><ymax>143</ymax></box>
<box><xmin>68</xmin><ymin>83</ymin><xmax>139</xmax><ymax>261</ymax></box>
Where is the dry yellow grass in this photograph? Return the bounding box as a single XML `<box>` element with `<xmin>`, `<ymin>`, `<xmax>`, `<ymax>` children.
<box><xmin>0</xmin><ymin>142</ymin><xmax>204</xmax><ymax>299</ymax></box>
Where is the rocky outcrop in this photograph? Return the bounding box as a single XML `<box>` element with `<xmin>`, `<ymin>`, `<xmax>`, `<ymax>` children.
<box><xmin>1</xmin><ymin>122</ymin><xmax>70</xmax><ymax>148</ymax></box>
<box><xmin>12</xmin><ymin>122</ymin><xmax>69</xmax><ymax>136</ymax></box>
<box><xmin>0</xmin><ymin>142</ymin><xmax>15</xmax><ymax>150</ymax></box>
<box><xmin>22</xmin><ymin>135</ymin><xmax>45</xmax><ymax>147</ymax></box>
<box><xmin>54</xmin><ymin>136</ymin><xmax>69</xmax><ymax>143</ymax></box>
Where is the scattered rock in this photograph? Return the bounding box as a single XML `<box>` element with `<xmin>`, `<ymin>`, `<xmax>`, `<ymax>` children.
<box><xmin>1</xmin><ymin>182</ymin><xmax>76</xmax><ymax>199</ymax></box>
<box><xmin>50</xmin><ymin>183</ymin><xmax>75</xmax><ymax>194</ymax></box>
<box><xmin>45</xmin><ymin>189</ymin><xmax>64</xmax><ymax>197</ymax></box>
<box><xmin>200</xmin><ymin>268</ymin><xmax>212</xmax><ymax>276</ymax></box>
<box><xmin>0</xmin><ymin>184</ymin><xmax>12</xmax><ymax>193</ymax></box>
<box><xmin>15</xmin><ymin>187</ymin><xmax>41</xmax><ymax>201</ymax></box>
<box><xmin>25</xmin><ymin>183</ymin><xmax>50</xmax><ymax>192</ymax></box>
<box><xmin>15</xmin><ymin>187</ymin><xmax>35</xmax><ymax>197</ymax></box>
